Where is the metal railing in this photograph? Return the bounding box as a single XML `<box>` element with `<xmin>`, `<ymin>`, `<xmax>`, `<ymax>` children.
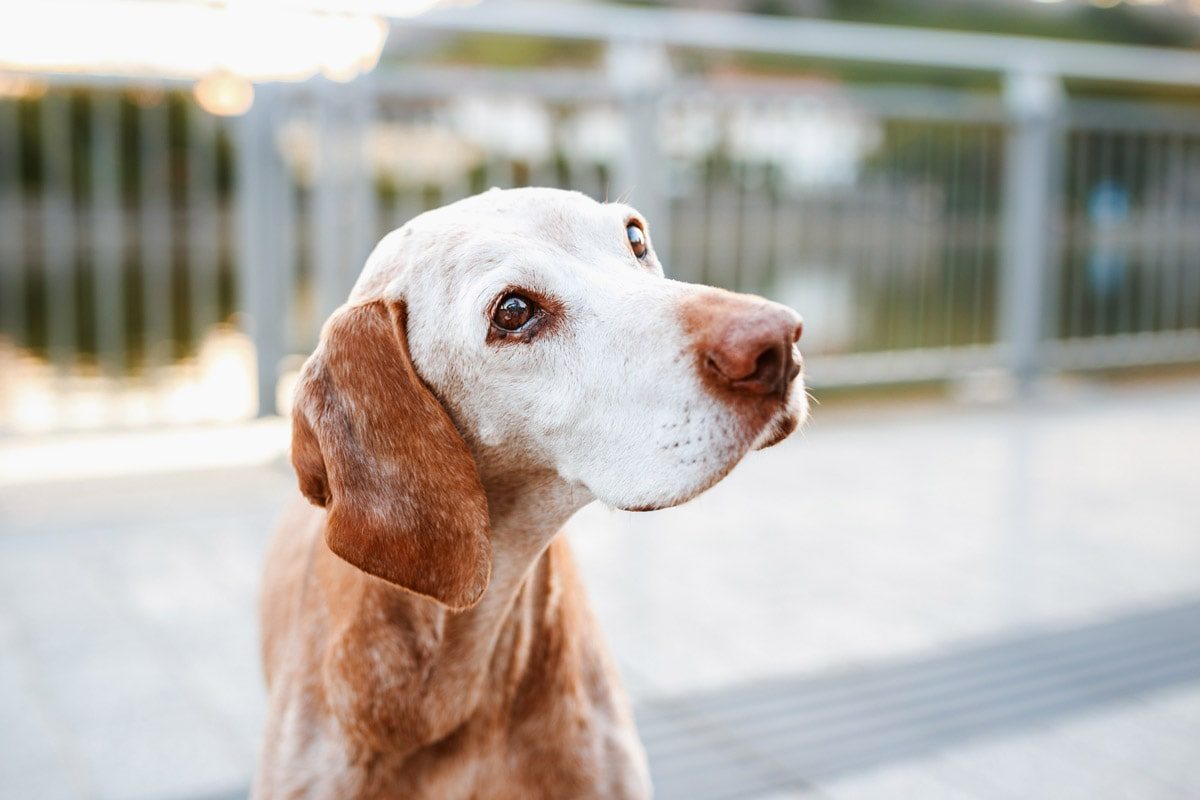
<box><xmin>2</xmin><ymin>4</ymin><xmax>1200</xmax><ymax>432</ymax></box>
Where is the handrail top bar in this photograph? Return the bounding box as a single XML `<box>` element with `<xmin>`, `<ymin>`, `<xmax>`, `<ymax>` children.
<box><xmin>397</xmin><ymin>1</ymin><xmax>1200</xmax><ymax>87</ymax></box>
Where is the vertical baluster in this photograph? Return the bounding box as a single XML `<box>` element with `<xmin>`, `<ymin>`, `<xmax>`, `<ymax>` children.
<box><xmin>90</xmin><ymin>91</ymin><xmax>124</xmax><ymax>377</ymax></box>
<box><xmin>438</xmin><ymin>104</ymin><xmax>472</xmax><ymax>207</ymax></box>
<box><xmin>1181</xmin><ymin>138</ymin><xmax>1200</xmax><ymax>333</ymax></box>
<box><xmin>530</xmin><ymin>110</ymin><xmax>557</xmax><ymax>190</ymax></box>
<box><xmin>1116</xmin><ymin>131</ymin><xmax>1138</xmax><ymax>336</ymax></box>
<box><xmin>1159</xmin><ymin>134</ymin><xmax>1184</xmax><ymax>333</ymax></box>
<box><xmin>1135</xmin><ymin>133</ymin><xmax>1157</xmax><ymax>336</ymax></box>
<box><xmin>1092</xmin><ymin>130</ymin><xmax>1115</xmax><ymax>337</ymax></box>
<box><xmin>484</xmin><ymin>154</ymin><xmax>511</xmax><ymax>191</ymax></box>
<box><xmin>372</xmin><ymin>104</ymin><xmax>393</xmax><ymax>240</ymax></box>
<box><xmin>969</xmin><ymin>127</ymin><xmax>993</xmax><ymax>347</ymax></box>
<box><xmin>774</xmin><ymin>177</ymin><xmax>804</xmax><ymax>313</ymax></box>
<box><xmin>0</xmin><ymin>99</ymin><xmax>24</xmax><ymax>349</ymax></box>
<box><xmin>843</xmin><ymin>114</ymin><xmax>873</xmax><ymax>353</ymax></box>
<box><xmin>1143</xmin><ymin>132</ymin><xmax>1168</xmax><ymax>337</ymax></box>
<box><xmin>138</xmin><ymin>96</ymin><xmax>171</xmax><ymax>374</ymax></box>
<box><xmin>861</xmin><ymin>120</ymin><xmax>890</xmax><ymax>352</ymax></box>
<box><xmin>1065</xmin><ymin>131</ymin><xmax>1088</xmax><ymax>341</ymax></box>
<box><xmin>942</xmin><ymin>124</ymin><xmax>963</xmax><ymax>348</ymax></box>
<box><xmin>737</xmin><ymin>160</ymin><xmax>772</xmax><ymax>296</ymax></box>
<box><xmin>884</xmin><ymin>119</ymin><xmax>905</xmax><ymax>350</ymax></box>
<box><xmin>187</xmin><ymin>102</ymin><xmax>220</xmax><ymax>357</ymax></box>
<box><xmin>705</xmin><ymin>108</ymin><xmax>737</xmax><ymax>289</ymax></box>
<box><xmin>40</xmin><ymin>91</ymin><xmax>76</xmax><ymax>372</ymax></box>
<box><xmin>391</xmin><ymin>107</ymin><xmax>422</xmax><ymax>229</ymax></box>
<box><xmin>913</xmin><ymin>124</ymin><xmax>937</xmax><ymax>350</ymax></box>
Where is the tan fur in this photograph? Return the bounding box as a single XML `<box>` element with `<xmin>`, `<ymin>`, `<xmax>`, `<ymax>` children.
<box><xmin>291</xmin><ymin>300</ymin><xmax>491</xmax><ymax>611</ymax></box>
<box><xmin>257</xmin><ymin>504</ymin><xmax>644</xmax><ymax>799</ymax></box>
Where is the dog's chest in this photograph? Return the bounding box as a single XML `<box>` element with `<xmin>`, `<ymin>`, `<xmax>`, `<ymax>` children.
<box><xmin>356</xmin><ymin>701</ymin><xmax>649</xmax><ymax>800</ymax></box>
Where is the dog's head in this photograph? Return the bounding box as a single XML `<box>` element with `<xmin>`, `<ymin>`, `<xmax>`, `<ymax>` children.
<box><xmin>292</xmin><ymin>188</ymin><xmax>806</xmax><ymax>609</ymax></box>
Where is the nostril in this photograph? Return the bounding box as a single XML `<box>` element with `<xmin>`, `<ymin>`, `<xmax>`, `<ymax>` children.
<box><xmin>751</xmin><ymin>345</ymin><xmax>783</xmax><ymax>386</ymax></box>
<box><xmin>697</xmin><ymin>302</ymin><xmax>802</xmax><ymax>396</ymax></box>
<box><xmin>714</xmin><ymin>342</ymin><xmax>786</xmax><ymax>396</ymax></box>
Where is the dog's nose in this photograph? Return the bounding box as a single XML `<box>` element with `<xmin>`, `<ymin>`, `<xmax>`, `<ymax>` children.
<box><xmin>704</xmin><ymin>304</ymin><xmax>803</xmax><ymax>396</ymax></box>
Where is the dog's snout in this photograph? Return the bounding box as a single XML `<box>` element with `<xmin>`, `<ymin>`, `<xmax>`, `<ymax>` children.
<box><xmin>704</xmin><ymin>305</ymin><xmax>803</xmax><ymax>396</ymax></box>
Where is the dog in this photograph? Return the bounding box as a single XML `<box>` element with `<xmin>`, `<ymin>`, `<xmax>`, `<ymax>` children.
<box><xmin>254</xmin><ymin>187</ymin><xmax>806</xmax><ymax>799</ymax></box>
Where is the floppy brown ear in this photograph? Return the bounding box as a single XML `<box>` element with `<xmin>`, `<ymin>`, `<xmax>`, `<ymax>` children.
<box><xmin>291</xmin><ymin>299</ymin><xmax>491</xmax><ymax>611</ymax></box>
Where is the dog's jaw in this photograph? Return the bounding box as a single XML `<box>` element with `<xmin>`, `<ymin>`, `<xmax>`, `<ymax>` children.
<box><xmin>752</xmin><ymin>375</ymin><xmax>809</xmax><ymax>452</ymax></box>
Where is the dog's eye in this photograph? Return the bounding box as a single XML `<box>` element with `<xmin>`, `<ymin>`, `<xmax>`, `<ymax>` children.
<box><xmin>626</xmin><ymin>222</ymin><xmax>647</xmax><ymax>259</ymax></box>
<box><xmin>493</xmin><ymin>294</ymin><xmax>536</xmax><ymax>331</ymax></box>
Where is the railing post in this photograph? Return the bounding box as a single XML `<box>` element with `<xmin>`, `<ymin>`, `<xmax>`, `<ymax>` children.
<box><xmin>235</xmin><ymin>83</ymin><xmax>288</xmax><ymax>417</ymax></box>
<box><xmin>312</xmin><ymin>74</ymin><xmax>377</xmax><ymax>328</ymax></box>
<box><xmin>999</xmin><ymin>69</ymin><xmax>1063</xmax><ymax>389</ymax></box>
<box><xmin>606</xmin><ymin>39</ymin><xmax>672</xmax><ymax>265</ymax></box>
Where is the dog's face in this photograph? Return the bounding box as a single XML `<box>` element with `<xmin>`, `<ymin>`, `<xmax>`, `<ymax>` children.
<box><xmin>292</xmin><ymin>188</ymin><xmax>806</xmax><ymax>609</ymax></box>
<box><xmin>358</xmin><ymin>188</ymin><xmax>806</xmax><ymax>512</ymax></box>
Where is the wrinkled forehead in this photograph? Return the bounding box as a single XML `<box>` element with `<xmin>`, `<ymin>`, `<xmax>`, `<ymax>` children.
<box><xmin>353</xmin><ymin>188</ymin><xmax>640</xmax><ymax>300</ymax></box>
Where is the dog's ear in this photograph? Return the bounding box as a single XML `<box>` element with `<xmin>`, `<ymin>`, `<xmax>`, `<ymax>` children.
<box><xmin>291</xmin><ymin>299</ymin><xmax>491</xmax><ymax>611</ymax></box>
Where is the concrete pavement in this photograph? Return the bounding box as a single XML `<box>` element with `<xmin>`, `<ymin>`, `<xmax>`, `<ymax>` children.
<box><xmin>1</xmin><ymin>380</ymin><xmax>1198</xmax><ymax>799</ymax></box>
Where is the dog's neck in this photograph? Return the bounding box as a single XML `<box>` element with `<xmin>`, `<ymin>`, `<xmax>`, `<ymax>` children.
<box><xmin>364</xmin><ymin>463</ymin><xmax>594</xmax><ymax>751</ymax></box>
<box><xmin>482</xmin><ymin>466</ymin><xmax>592</xmax><ymax>556</ymax></box>
<box><xmin>447</xmin><ymin>464</ymin><xmax>592</xmax><ymax>665</ymax></box>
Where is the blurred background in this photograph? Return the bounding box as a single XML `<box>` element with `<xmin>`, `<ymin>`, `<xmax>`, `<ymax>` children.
<box><xmin>1</xmin><ymin>1</ymin><xmax>1199</xmax><ymax>798</ymax></box>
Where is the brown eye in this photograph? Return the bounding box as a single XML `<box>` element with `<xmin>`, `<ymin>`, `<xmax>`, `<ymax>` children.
<box><xmin>493</xmin><ymin>293</ymin><xmax>535</xmax><ymax>331</ymax></box>
<box><xmin>626</xmin><ymin>222</ymin><xmax>647</xmax><ymax>259</ymax></box>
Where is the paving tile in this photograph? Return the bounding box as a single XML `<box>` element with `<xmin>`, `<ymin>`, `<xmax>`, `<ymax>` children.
<box><xmin>0</xmin><ymin>599</ymin><xmax>21</xmax><ymax>651</ymax></box>
<box><xmin>38</xmin><ymin>644</ymin><xmax>182</xmax><ymax>731</ymax></box>
<box><xmin>0</xmin><ymin>672</ymin><xmax>66</xmax><ymax>775</ymax></box>
<box><xmin>934</xmin><ymin>723</ymin><xmax>1192</xmax><ymax>800</ymax></box>
<box><xmin>818</xmin><ymin>760</ymin><xmax>984</xmax><ymax>800</ymax></box>
<box><xmin>72</xmin><ymin>701</ymin><xmax>247</xmax><ymax>800</ymax></box>
<box><xmin>1043</xmin><ymin>693</ymin><xmax>1200</xmax><ymax>795</ymax></box>
<box><xmin>175</xmin><ymin>645</ymin><xmax>268</xmax><ymax>761</ymax></box>
<box><xmin>0</xmin><ymin>651</ymin><xmax>92</xmax><ymax>799</ymax></box>
<box><xmin>0</xmin><ymin>546</ymin><xmax>137</xmax><ymax>661</ymax></box>
<box><xmin>1142</xmin><ymin>682</ymin><xmax>1200</xmax><ymax>727</ymax></box>
<box><xmin>0</xmin><ymin>761</ymin><xmax>86</xmax><ymax>800</ymax></box>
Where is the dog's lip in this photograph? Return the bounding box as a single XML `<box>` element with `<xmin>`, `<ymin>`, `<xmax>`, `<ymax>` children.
<box><xmin>623</xmin><ymin>503</ymin><xmax>667</xmax><ymax>513</ymax></box>
<box><xmin>754</xmin><ymin>372</ymin><xmax>806</xmax><ymax>450</ymax></box>
<box><xmin>754</xmin><ymin>411</ymin><xmax>800</xmax><ymax>450</ymax></box>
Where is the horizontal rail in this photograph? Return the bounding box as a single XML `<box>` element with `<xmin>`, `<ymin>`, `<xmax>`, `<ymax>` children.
<box><xmin>808</xmin><ymin>347</ymin><xmax>1003</xmax><ymax>388</ymax></box>
<box><xmin>810</xmin><ymin>332</ymin><xmax>1200</xmax><ymax>389</ymax></box>
<box><xmin>402</xmin><ymin>1</ymin><xmax>1200</xmax><ymax>87</ymax></box>
<box><xmin>1045</xmin><ymin>331</ymin><xmax>1200</xmax><ymax>371</ymax></box>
